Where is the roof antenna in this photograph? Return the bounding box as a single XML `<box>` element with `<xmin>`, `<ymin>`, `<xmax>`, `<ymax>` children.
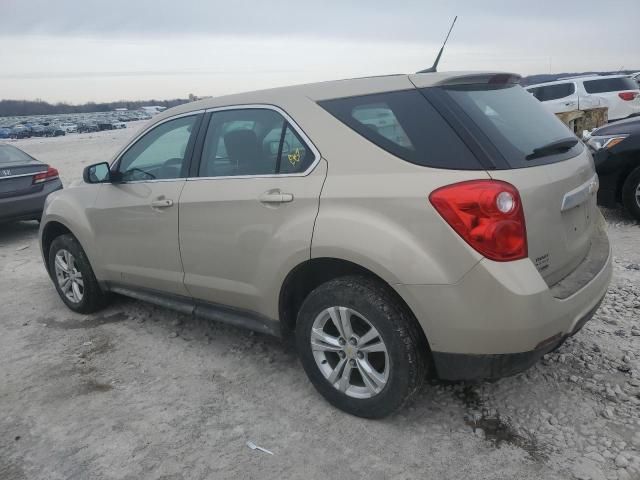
<box><xmin>417</xmin><ymin>16</ymin><xmax>457</xmax><ymax>73</ymax></box>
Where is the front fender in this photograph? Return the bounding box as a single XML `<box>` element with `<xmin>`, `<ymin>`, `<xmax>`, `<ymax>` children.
<box><xmin>39</xmin><ymin>184</ymin><xmax>102</xmax><ymax>277</ymax></box>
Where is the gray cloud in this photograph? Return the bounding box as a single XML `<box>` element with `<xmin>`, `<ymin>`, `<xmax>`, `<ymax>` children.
<box><xmin>1</xmin><ymin>0</ymin><xmax>638</xmax><ymax>103</ymax></box>
<box><xmin>2</xmin><ymin>0</ymin><xmax>637</xmax><ymax>46</ymax></box>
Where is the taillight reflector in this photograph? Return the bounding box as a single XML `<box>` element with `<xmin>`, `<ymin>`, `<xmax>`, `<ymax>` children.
<box><xmin>33</xmin><ymin>166</ymin><xmax>59</xmax><ymax>184</ymax></box>
<box><xmin>618</xmin><ymin>91</ymin><xmax>638</xmax><ymax>101</ymax></box>
<box><xmin>429</xmin><ymin>180</ymin><xmax>528</xmax><ymax>262</ymax></box>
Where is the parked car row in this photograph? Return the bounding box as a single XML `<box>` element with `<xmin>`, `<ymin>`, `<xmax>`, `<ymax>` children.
<box><xmin>0</xmin><ymin>110</ymin><xmax>154</xmax><ymax>140</ymax></box>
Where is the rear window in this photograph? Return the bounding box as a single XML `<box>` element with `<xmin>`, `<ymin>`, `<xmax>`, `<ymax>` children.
<box><xmin>583</xmin><ymin>77</ymin><xmax>638</xmax><ymax>94</ymax></box>
<box><xmin>436</xmin><ymin>84</ymin><xmax>580</xmax><ymax>168</ymax></box>
<box><xmin>0</xmin><ymin>145</ymin><xmax>35</xmax><ymax>166</ymax></box>
<box><xmin>528</xmin><ymin>83</ymin><xmax>575</xmax><ymax>101</ymax></box>
<box><xmin>318</xmin><ymin>89</ymin><xmax>482</xmax><ymax>170</ymax></box>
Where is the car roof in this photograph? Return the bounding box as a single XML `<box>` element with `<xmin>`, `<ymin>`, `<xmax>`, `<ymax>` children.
<box><xmin>527</xmin><ymin>74</ymin><xmax>631</xmax><ymax>88</ymax></box>
<box><xmin>150</xmin><ymin>71</ymin><xmax>519</xmax><ymax>124</ymax></box>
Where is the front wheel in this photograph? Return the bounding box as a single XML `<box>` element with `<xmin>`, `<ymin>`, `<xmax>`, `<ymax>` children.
<box><xmin>48</xmin><ymin>234</ymin><xmax>108</xmax><ymax>314</ymax></box>
<box><xmin>296</xmin><ymin>276</ymin><xmax>428</xmax><ymax>418</ymax></box>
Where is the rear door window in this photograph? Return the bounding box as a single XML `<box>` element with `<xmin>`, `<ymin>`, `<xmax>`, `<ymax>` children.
<box><xmin>318</xmin><ymin>90</ymin><xmax>482</xmax><ymax>169</ymax></box>
<box><xmin>434</xmin><ymin>84</ymin><xmax>582</xmax><ymax>168</ymax></box>
<box><xmin>528</xmin><ymin>83</ymin><xmax>575</xmax><ymax>101</ymax></box>
<box><xmin>198</xmin><ymin>108</ymin><xmax>315</xmax><ymax>177</ymax></box>
<box><xmin>583</xmin><ymin>77</ymin><xmax>638</xmax><ymax>93</ymax></box>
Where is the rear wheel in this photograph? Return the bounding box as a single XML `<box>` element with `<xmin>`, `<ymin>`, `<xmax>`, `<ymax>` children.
<box><xmin>621</xmin><ymin>166</ymin><xmax>640</xmax><ymax>221</ymax></box>
<box><xmin>49</xmin><ymin>234</ymin><xmax>108</xmax><ymax>313</ymax></box>
<box><xmin>296</xmin><ymin>276</ymin><xmax>428</xmax><ymax>418</ymax></box>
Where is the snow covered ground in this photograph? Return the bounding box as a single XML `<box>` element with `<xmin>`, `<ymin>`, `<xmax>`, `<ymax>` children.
<box><xmin>0</xmin><ymin>127</ymin><xmax>639</xmax><ymax>480</ymax></box>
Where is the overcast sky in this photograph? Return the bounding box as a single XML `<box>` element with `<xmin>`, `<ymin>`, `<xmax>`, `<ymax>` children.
<box><xmin>1</xmin><ymin>0</ymin><xmax>638</xmax><ymax>103</ymax></box>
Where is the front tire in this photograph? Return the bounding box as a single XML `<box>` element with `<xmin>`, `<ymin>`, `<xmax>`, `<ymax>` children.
<box><xmin>48</xmin><ymin>234</ymin><xmax>108</xmax><ymax>314</ymax></box>
<box><xmin>621</xmin><ymin>166</ymin><xmax>640</xmax><ymax>221</ymax></box>
<box><xmin>296</xmin><ymin>276</ymin><xmax>428</xmax><ymax>418</ymax></box>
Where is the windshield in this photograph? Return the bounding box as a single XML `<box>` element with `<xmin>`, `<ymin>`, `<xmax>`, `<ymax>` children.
<box><xmin>439</xmin><ymin>84</ymin><xmax>581</xmax><ymax>167</ymax></box>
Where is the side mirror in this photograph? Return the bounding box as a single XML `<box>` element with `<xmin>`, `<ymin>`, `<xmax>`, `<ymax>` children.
<box><xmin>83</xmin><ymin>162</ymin><xmax>111</xmax><ymax>184</ymax></box>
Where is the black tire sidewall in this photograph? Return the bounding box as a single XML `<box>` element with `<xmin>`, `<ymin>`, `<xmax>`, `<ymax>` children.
<box><xmin>622</xmin><ymin>167</ymin><xmax>640</xmax><ymax>221</ymax></box>
<box><xmin>296</xmin><ymin>277</ymin><xmax>422</xmax><ymax>418</ymax></box>
<box><xmin>48</xmin><ymin>234</ymin><xmax>104</xmax><ymax>313</ymax></box>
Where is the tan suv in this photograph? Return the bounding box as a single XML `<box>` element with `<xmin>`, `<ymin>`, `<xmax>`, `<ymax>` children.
<box><xmin>40</xmin><ymin>72</ymin><xmax>612</xmax><ymax>418</ymax></box>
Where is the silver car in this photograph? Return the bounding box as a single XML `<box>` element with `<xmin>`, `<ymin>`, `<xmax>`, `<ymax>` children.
<box><xmin>39</xmin><ymin>72</ymin><xmax>611</xmax><ymax>418</ymax></box>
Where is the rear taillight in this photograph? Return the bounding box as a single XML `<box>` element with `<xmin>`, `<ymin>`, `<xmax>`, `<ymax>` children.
<box><xmin>618</xmin><ymin>91</ymin><xmax>638</xmax><ymax>101</ymax></box>
<box><xmin>33</xmin><ymin>166</ymin><xmax>59</xmax><ymax>184</ymax></box>
<box><xmin>429</xmin><ymin>180</ymin><xmax>527</xmax><ymax>262</ymax></box>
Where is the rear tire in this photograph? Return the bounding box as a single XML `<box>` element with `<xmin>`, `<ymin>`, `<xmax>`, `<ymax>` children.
<box><xmin>621</xmin><ymin>166</ymin><xmax>640</xmax><ymax>221</ymax></box>
<box><xmin>296</xmin><ymin>275</ymin><xmax>428</xmax><ymax>418</ymax></box>
<box><xmin>48</xmin><ymin>234</ymin><xmax>108</xmax><ymax>314</ymax></box>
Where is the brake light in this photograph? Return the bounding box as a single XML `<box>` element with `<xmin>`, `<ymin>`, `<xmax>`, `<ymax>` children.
<box><xmin>429</xmin><ymin>180</ymin><xmax>527</xmax><ymax>262</ymax></box>
<box><xmin>618</xmin><ymin>92</ymin><xmax>638</xmax><ymax>101</ymax></box>
<box><xmin>33</xmin><ymin>166</ymin><xmax>59</xmax><ymax>184</ymax></box>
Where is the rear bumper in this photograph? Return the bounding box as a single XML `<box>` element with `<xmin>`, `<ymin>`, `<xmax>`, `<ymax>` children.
<box><xmin>395</xmin><ymin>217</ymin><xmax>612</xmax><ymax>380</ymax></box>
<box><xmin>0</xmin><ymin>180</ymin><xmax>63</xmax><ymax>222</ymax></box>
<box><xmin>431</xmin><ymin>295</ymin><xmax>604</xmax><ymax>380</ymax></box>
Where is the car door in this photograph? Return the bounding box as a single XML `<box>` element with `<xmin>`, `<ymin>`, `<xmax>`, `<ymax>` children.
<box><xmin>90</xmin><ymin>112</ymin><xmax>202</xmax><ymax>295</ymax></box>
<box><xmin>178</xmin><ymin>106</ymin><xmax>326</xmax><ymax>317</ymax></box>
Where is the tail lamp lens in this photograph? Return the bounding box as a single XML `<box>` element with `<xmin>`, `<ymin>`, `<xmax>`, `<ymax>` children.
<box><xmin>33</xmin><ymin>166</ymin><xmax>59</xmax><ymax>184</ymax></box>
<box><xmin>618</xmin><ymin>92</ymin><xmax>638</xmax><ymax>101</ymax></box>
<box><xmin>429</xmin><ymin>180</ymin><xmax>527</xmax><ymax>262</ymax></box>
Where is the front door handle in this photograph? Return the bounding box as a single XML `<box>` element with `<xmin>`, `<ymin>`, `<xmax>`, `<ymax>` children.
<box><xmin>259</xmin><ymin>191</ymin><xmax>294</xmax><ymax>204</ymax></box>
<box><xmin>150</xmin><ymin>199</ymin><xmax>174</xmax><ymax>208</ymax></box>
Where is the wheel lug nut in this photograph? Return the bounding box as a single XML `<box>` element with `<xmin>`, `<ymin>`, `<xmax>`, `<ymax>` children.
<box><xmin>339</xmin><ymin>351</ymin><xmax>346</xmax><ymax>358</ymax></box>
<box><xmin>349</xmin><ymin>338</ymin><xmax>357</xmax><ymax>346</ymax></box>
<box><xmin>349</xmin><ymin>359</ymin><xmax>356</xmax><ymax>366</ymax></box>
<box><xmin>338</xmin><ymin>337</ymin><xmax>346</xmax><ymax>346</ymax></box>
<box><xmin>357</xmin><ymin>351</ymin><xmax>364</xmax><ymax>359</ymax></box>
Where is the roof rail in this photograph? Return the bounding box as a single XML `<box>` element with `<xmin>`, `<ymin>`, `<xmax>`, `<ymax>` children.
<box><xmin>556</xmin><ymin>74</ymin><xmax>599</xmax><ymax>80</ymax></box>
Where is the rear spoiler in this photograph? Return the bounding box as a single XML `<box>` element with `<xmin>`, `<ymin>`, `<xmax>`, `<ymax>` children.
<box><xmin>410</xmin><ymin>72</ymin><xmax>522</xmax><ymax>88</ymax></box>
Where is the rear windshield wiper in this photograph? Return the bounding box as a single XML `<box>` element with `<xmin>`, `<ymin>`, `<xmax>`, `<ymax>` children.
<box><xmin>526</xmin><ymin>137</ymin><xmax>578</xmax><ymax>160</ymax></box>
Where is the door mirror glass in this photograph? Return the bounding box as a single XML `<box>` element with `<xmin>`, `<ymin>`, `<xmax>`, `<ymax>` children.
<box><xmin>83</xmin><ymin>162</ymin><xmax>111</xmax><ymax>184</ymax></box>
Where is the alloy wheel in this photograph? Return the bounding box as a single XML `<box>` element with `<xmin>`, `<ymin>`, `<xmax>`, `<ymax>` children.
<box><xmin>310</xmin><ymin>306</ymin><xmax>389</xmax><ymax>399</ymax></box>
<box><xmin>54</xmin><ymin>249</ymin><xmax>84</xmax><ymax>303</ymax></box>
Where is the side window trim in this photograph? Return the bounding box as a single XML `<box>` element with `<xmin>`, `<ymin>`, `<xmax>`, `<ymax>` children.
<box><xmin>189</xmin><ymin>104</ymin><xmax>321</xmax><ymax>180</ymax></box>
<box><xmin>274</xmin><ymin>121</ymin><xmax>288</xmax><ymax>174</ymax></box>
<box><xmin>109</xmin><ymin>111</ymin><xmax>204</xmax><ymax>183</ymax></box>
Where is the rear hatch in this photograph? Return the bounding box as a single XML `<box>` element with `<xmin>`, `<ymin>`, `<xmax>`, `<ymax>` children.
<box><xmin>414</xmin><ymin>74</ymin><xmax>600</xmax><ymax>286</ymax></box>
<box><xmin>0</xmin><ymin>144</ymin><xmax>48</xmax><ymax>199</ymax></box>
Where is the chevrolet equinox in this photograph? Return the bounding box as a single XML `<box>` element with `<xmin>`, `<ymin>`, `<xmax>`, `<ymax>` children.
<box><xmin>40</xmin><ymin>72</ymin><xmax>612</xmax><ymax>418</ymax></box>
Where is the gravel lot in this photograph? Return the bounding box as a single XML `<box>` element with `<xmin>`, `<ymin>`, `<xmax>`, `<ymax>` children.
<box><xmin>1</xmin><ymin>126</ymin><xmax>639</xmax><ymax>480</ymax></box>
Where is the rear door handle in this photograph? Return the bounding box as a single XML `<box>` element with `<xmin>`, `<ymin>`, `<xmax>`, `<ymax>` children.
<box><xmin>259</xmin><ymin>191</ymin><xmax>294</xmax><ymax>204</ymax></box>
<box><xmin>150</xmin><ymin>199</ymin><xmax>174</xmax><ymax>208</ymax></box>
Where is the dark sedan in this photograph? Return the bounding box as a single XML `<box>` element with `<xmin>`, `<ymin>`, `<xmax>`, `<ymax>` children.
<box><xmin>44</xmin><ymin>125</ymin><xmax>66</xmax><ymax>137</ymax></box>
<box><xmin>0</xmin><ymin>144</ymin><xmax>63</xmax><ymax>223</ymax></box>
<box><xmin>586</xmin><ymin>116</ymin><xmax>640</xmax><ymax>220</ymax></box>
<box><xmin>10</xmin><ymin>125</ymin><xmax>31</xmax><ymax>139</ymax></box>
